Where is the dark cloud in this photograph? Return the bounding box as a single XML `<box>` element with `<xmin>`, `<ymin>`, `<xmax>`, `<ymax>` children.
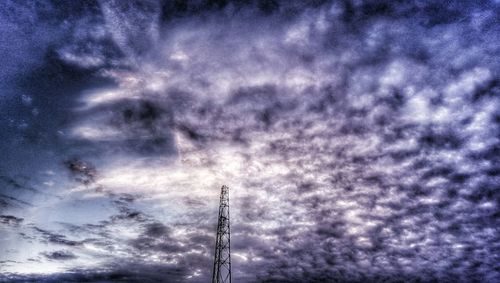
<box><xmin>0</xmin><ymin>193</ymin><xmax>32</xmax><ymax>209</ymax></box>
<box><xmin>112</xmin><ymin>99</ymin><xmax>175</xmax><ymax>155</ymax></box>
<box><xmin>64</xmin><ymin>158</ymin><xmax>98</xmax><ymax>185</ymax></box>
<box><xmin>42</xmin><ymin>250</ymin><xmax>77</xmax><ymax>261</ymax></box>
<box><xmin>0</xmin><ymin>215</ymin><xmax>24</xmax><ymax>226</ymax></box>
<box><xmin>33</xmin><ymin>227</ymin><xmax>82</xmax><ymax>247</ymax></box>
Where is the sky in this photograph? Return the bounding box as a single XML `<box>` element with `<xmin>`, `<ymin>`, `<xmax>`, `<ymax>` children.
<box><xmin>0</xmin><ymin>1</ymin><xmax>499</xmax><ymax>282</ymax></box>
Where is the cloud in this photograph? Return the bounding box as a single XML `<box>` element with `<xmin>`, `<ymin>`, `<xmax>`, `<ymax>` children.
<box><xmin>0</xmin><ymin>215</ymin><xmax>24</xmax><ymax>226</ymax></box>
<box><xmin>42</xmin><ymin>250</ymin><xmax>77</xmax><ymax>261</ymax></box>
<box><xmin>64</xmin><ymin>158</ymin><xmax>98</xmax><ymax>185</ymax></box>
<box><xmin>0</xmin><ymin>262</ymin><xmax>191</xmax><ymax>283</ymax></box>
<box><xmin>0</xmin><ymin>0</ymin><xmax>499</xmax><ymax>282</ymax></box>
<box><xmin>33</xmin><ymin>227</ymin><xmax>83</xmax><ymax>247</ymax></box>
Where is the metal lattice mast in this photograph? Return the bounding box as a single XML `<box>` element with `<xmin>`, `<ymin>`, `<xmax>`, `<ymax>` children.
<box><xmin>212</xmin><ymin>185</ymin><xmax>231</xmax><ymax>283</ymax></box>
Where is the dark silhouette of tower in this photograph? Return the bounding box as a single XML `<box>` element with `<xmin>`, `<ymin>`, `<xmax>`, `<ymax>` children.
<box><xmin>212</xmin><ymin>185</ymin><xmax>231</xmax><ymax>283</ymax></box>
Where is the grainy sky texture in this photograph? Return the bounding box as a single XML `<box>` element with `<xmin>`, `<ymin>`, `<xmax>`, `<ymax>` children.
<box><xmin>0</xmin><ymin>1</ymin><xmax>499</xmax><ymax>282</ymax></box>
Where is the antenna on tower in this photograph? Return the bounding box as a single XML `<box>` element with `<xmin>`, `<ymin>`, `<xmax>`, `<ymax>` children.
<box><xmin>212</xmin><ymin>185</ymin><xmax>231</xmax><ymax>283</ymax></box>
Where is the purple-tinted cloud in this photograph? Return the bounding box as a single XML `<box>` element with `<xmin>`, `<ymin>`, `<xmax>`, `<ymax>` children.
<box><xmin>0</xmin><ymin>1</ymin><xmax>499</xmax><ymax>282</ymax></box>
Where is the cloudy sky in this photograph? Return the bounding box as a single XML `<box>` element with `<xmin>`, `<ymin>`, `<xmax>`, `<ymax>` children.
<box><xmin>0</xmin><ymin>1</ymin><xmax>499</xmax><ymax>282</ymax></box>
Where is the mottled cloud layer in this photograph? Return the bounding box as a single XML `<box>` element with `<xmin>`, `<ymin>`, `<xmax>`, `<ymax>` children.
<box><xmin>0</xmin><ymin>1</ymin><xmax>499</xmax><ymax>282</ymax></box>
